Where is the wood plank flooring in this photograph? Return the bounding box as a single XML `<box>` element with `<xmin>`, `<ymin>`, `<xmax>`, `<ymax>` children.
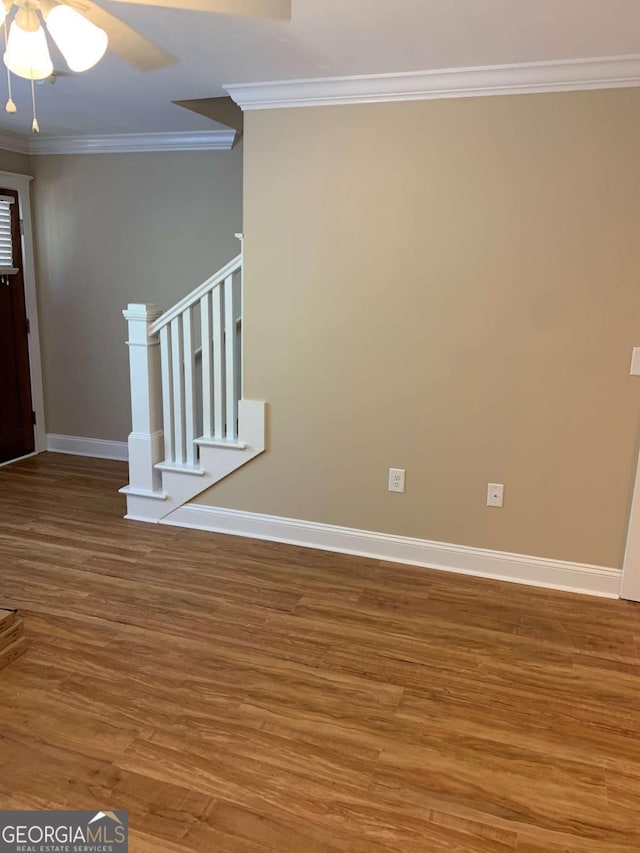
<box><xmin>0</xmin><ymin>452</ymin><xmax>639</xmax><ymax>851</ymax></box>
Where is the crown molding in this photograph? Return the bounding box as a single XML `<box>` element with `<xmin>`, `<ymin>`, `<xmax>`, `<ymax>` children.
<box><xmin>225</xmin><ymin>54</ymin><xmax>640</xmax><ymax>110</ymax></box>
<box><xmin>0</xmin><ymin>128</ymin><xmax>236</xmax><ymax>156</ymax></box>
<box><xmin>25</xmin><ymin>129</ymin><xmax>236</xmax><ymax>155</ymax></box>
<box><xmin>1</xmin><ymin>55</ymin><xmax>637</xmax><ymax>153</ymax></box>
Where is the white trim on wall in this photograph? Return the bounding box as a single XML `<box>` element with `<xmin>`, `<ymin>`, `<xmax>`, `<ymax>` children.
<box><xmin>621</xmin><ymin>440</ymin><xmax>640</xmax><ymax>601</ymax></box>
<box><xmin>29</xmin><ymin>130</ymin><xmax>236</xmax><ymax>155</ymax></box>
<box><xmin>0</xmin><ymin>54</ymin><xmax>636</xmax><ymax>156</ymax></box>
<box><xmin>46</xmin><ymin>433</ymin><xmax>129</xmax><ymax>461</ymax></box>
<box><xmin>0</xmin><ymin>170</ymin><xmax>46</xmax><ymax>454</ymax></box>
<box><xmin>225</xmin><ymin>54</ymin><xmax>640</xmax><ymax>110</ymax></box>
<box><xmin>0</xmin><ymin>129</ymin><xmax>236</xmax><ymax>155</ymax></box>
<box><xmin>163</xmin><ymin>503</ymin><xmax>622</xmax><ymax>599</ymax></box>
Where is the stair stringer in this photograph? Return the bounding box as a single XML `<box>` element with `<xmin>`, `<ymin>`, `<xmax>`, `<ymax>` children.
<box><xmin>123</xmin><ymin>400</ymin><xmax>266</xmax><ymax>523</ymax></box>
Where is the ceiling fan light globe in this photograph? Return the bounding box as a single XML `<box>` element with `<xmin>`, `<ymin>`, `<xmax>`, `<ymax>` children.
<box><xmin>45</xmin><ymin>5</ymin><xmax>108</xmax><ymax>72</ymax></box>
<box><xmin>4</xmin><ymin>20</ymin><xmax>54</xmax><ymax>81</ymax></box>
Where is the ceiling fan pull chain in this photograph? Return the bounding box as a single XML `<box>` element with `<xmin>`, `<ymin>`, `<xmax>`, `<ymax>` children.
<box><xmin>30</xmin><ymin>78</ymin><xmax>39</xmax><ymax>133</ymax></box>
<box><xmin>3</xmin><ymin>21</ymin><xmax>16</xmax><ymax>114</ymax></box>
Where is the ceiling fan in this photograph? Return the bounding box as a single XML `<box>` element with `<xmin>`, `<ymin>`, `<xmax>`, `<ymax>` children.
<box><xmin>0</xmin><ymin>0</ymin><xmax>291</xmax><ymax>131</ymax></box>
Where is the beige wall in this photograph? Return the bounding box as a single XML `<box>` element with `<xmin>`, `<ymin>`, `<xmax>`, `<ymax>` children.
<box><xmin>33</xmin><ymin>146</ymin><xmax>243</xmax><ymax>442</ymax></box>
<box><xmin>0</xmin><ymin>147</ymin><xmax>31</xmax><ymax>176</ymax></box>
<box><xmin>201</xmin><ymin>89</ymin><xmax>640</xmax><ymax>568</ymax></box>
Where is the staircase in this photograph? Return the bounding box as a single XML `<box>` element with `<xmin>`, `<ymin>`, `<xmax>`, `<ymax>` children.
<box><xmin>120</xmin><ymin>235</ymin><xmax>266</xmax><ymax>522</ymax></box>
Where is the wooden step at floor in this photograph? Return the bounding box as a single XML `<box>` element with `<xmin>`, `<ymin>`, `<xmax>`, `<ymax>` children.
<box><xmin>0</xmin><ymin>617</ymin><xmax>23</xmax><ymax>652</ymax></box>
<box><xmin>0</xmin><ymin>610</ymin><xmax>27</xmax><ymax>672</ymax></box>
<box><xmin>0</xmin><ymin>608</ymin><xmax>16</xmax><ymax>633</ymax></box>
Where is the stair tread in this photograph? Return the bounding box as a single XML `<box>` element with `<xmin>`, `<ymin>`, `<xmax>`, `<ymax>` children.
<box><xmin>119</xmin><ymin>485</ymin><xmax>168</xmax><ymax>500</ymax></box>
<box><xmin>196</xmin><ymin>436</ymin><xmax>246</xmax><ymax>450</ymax></box>
<box><xmin>155</xmin><ymin>462</ymin><xmax>206</xmax><ymax>476</ymax></box>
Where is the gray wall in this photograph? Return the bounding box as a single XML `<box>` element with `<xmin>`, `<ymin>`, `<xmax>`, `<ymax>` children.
<box><xmin>32</xmin><ymin>146</ymin><xmax>243</xmax><ymax>441</ymax></box>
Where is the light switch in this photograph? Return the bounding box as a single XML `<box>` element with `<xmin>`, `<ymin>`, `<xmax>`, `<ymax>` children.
<box><xmin>630</xmin><ymin>348</ymin><xmax>640</xmax><ymax>376</ymax></box>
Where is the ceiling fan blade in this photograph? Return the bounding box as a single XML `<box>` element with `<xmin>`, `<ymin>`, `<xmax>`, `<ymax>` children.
<box><xmin>65</xmin><ymin>0</ymin><xmax>177</xmax><ymax>71</ymax></box>
<box><xmin>103</xmin><ymin>0</ymin><xmax>291</xmax><ymax>20</ymax></box>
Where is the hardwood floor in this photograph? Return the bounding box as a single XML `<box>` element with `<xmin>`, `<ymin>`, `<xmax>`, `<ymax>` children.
<box><xmin>0</xmin><ymin>452</ymin><xmax>639</xmax><ymax>852</ymax></box>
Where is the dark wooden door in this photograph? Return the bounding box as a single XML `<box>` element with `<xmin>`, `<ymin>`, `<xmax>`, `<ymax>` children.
<box><xmin>0</xmin><ymin>189</ymin><xmax>34</xmax><ymax>463</ymax></box>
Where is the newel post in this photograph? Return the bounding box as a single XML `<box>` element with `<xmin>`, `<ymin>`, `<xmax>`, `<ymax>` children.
<box><xmin>122</xmin><ymin>303</ymin><xmax>164</xmax><ymax>497</ymax></box>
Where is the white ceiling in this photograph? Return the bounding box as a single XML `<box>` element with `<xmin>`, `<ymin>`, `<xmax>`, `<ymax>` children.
<box><xmin>2</xmin><ymin>0</ymin><xmax>640</xmax><ymax>137</ymax></box>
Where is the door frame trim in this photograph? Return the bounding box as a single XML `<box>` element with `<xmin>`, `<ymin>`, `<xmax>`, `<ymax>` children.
<box><xmin>0</xmin><ymin>170</ymin><xmax>45</xmax><ymax>453</ymax></box>
<box><xmin>622</xmin><ymin>449</ymin><xmax>640</xmax><ymax>600</ymax></box>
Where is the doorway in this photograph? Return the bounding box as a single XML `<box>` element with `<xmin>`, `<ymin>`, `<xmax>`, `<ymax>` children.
<box><xmin>0</xmin><ymin>187</ymin><xmax>34</xmax><ymax>463</ymax></box>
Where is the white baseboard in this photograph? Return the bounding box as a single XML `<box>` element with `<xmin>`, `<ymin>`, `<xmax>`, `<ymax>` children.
<box><xmin>46</xmin><ymin>433</ymin><xmax>129</xmax><ymax>462</ymax></box>
<box><xmin>162</xmin><ymin>503</ymin><xmax>622</xmax><ymax>598</ymax></box>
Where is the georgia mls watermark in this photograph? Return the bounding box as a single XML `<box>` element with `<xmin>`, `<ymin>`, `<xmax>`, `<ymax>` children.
<box><xmin>0</xmin><ymin>811</ymin><xmax>128</xmax><ymax>853</ymax></box>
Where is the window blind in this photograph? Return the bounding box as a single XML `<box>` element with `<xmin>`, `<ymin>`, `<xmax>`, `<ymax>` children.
<box><xmin>0</xmin><ymin>194</ymin><xmax>16</xmax><ymax>272</ymax></box>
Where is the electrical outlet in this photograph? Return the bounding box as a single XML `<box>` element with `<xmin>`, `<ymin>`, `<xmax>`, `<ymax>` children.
<box><xmin>487</xmin><ymin>483</ymin><xmax>504</xmax><ymax>508</ymax></box>
<box><xmin>388</xmin><ymin>468</ymin><xmax>406</xmax><ymax>493</ymax></box>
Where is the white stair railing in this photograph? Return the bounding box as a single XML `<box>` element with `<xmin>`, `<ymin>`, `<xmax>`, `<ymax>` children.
<box><xmin>122</xmin><ymin>237</ymin><xmax>243</xmax><ymax>498</ymax></box>
<box><xmin>151</xmin><ymin>254</ymin><xmax>242</xmax><ymax>467</ymax></box>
